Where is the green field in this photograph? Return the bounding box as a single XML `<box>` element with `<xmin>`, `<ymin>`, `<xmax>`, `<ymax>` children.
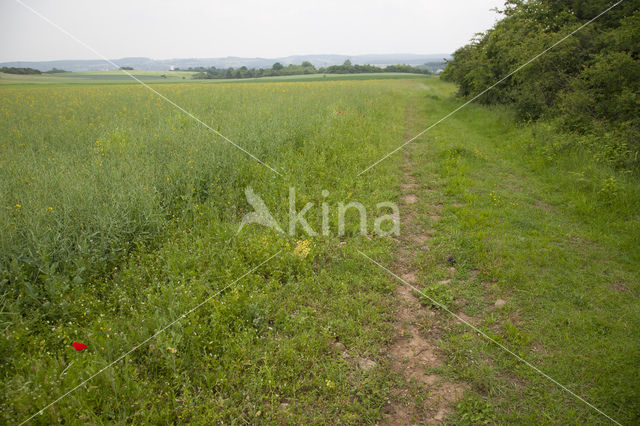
<box><xmin>0</xmin><ymin>70</ymin><xmax>426</xmax><ymax>86</ymax></box>
<box><xmin>1</xmin><ymin>75</ymin><xmax>638</xmax><ymax>424</ymax></box>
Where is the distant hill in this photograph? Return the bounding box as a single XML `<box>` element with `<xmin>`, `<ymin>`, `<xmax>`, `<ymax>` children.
<box><xmin>0</xmin><ymin>54</ymin><xmax>450</xmax><ymax>72</ymax></box>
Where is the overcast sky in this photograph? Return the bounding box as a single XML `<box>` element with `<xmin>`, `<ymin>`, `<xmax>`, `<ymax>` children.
<box><xmin>1</xmin><ymin>0</ymin><xmax>504</xmax><ymax>62</ymax></box>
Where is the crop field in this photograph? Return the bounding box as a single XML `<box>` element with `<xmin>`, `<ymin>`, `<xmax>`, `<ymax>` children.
<box><xmin>1</xmin><ymin>76</ymin><xmax>639</xmax><ymax>424</ymax></box>
<box><xmin>0</xmin><ymin>77</ymin><xmax>413</xmax><ymax>423</ymax></box>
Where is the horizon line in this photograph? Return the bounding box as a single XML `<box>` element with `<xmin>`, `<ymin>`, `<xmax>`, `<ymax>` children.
<box><xmin>0</xmin><ymin>52</ymin><xmax>453</xmax><ymax>64</ymax></box>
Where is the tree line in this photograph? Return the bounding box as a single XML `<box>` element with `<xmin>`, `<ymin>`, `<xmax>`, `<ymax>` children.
<box><xmin>1</xmin><ymin>67</ymin><xmax>67</xmax><ymax>75</ymax></box>
<box><xmin>184</xmin><ymin>60</ymin><xmax>432</xmax><ymax>80</ymax></box>
<box><xmin>1</xmin><ymin>67</ymin><xmax>42</xmax><ymax>75</ymax></box>
<box><xmin>442</xmin><ymin>0</ymin><xmax>640</xmax><ymax>172</ymax></box>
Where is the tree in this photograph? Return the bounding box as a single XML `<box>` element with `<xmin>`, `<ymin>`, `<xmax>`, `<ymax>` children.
<box><xmin>272</xmin><ymin>62</ymin><xmax>284</xmax><ymax>71</ymax></box>
<box><xmin>442</xmin><ymin>0</ymin><xmax>640</xmax><ymax>171</ymax></box>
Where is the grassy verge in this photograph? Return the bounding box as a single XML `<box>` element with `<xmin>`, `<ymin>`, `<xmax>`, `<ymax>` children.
<box><xmin>400</xmin><ymin>81</ymin><xmax>640</xmax><ymax>423</ymax></box>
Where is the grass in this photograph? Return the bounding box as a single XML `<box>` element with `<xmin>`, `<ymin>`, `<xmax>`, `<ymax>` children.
<box><xmin>1</xmin><ymin>74</ymin><xmax>638</xmax><ymax>424</ymax></box>
<box><xmin>400</xmin><ymin>86</ymin><xmax>640</xmax><ymax>423</ymax></box>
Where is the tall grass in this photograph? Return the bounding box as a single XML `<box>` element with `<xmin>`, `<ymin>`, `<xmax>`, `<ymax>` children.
<box><xmin>0</xmin><ymin>81</ymin><xmax>404</xmax><ymax>304</ymax></box>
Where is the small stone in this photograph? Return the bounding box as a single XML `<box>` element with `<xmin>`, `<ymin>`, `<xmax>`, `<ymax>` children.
<box><xmin>332</xmin><ymin>342</ymin><xmax>346</xmax><ymax>352</ymax></box>
<box><xmin>279</xmin><ymin>403</ymin><xmax>289</xmax><ymax>410</ymax></box>
<box><xmin>494</xmin><ymin>299</ymin><xmax>507</xmax><ymax>308</ymax></box>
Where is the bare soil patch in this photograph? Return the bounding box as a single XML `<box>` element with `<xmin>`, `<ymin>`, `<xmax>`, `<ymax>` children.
<box><xmin>382</xmin><ymin>100</ymin><xmax>467</xmax><ymax>424</ymax></box>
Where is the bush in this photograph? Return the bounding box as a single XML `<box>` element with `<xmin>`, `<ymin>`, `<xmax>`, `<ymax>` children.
<box><xmin>442</xmin><ymin>2</ymin><xmax>640</xmax><ymax>172</ymax></box>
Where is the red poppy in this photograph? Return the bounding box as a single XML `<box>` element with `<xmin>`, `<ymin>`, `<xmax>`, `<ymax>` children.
<box><xmin>362</xmin><ymin>114</ymin><xmax>366</xmax><ymax>118</ymax></box>
<box><xmin>72</xmin><ymin>342</ymin><xmax>87</xmax><ymax>351</ymax></box>
<box><xmin>338</xmin><ymin>110</ymin><xmax>342</xmax><ymax>114</ymax></box>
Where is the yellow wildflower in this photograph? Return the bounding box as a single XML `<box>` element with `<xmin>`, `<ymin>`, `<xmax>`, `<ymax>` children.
<box><xmin>293</xmin><ymin>240</ymin><xmax>311</xmax><ymax>258</ymax></box>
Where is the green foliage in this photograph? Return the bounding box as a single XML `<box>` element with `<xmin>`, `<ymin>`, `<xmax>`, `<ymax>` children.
<box><xmin>502</xmin><ymin>320</ymin><xmax>533</xmax><ymax>347</ymax></box>
<box><xmin>44</xmin><ymin>68</ymin><xmax>67</xmax><ymax>74</ymax></box>
<box><xmin>190</xmin><ymin>62</ymin><xmax>431</xmax><ymax>80</ymax></box>
<box><xmin>442</xmin><ymin>1</ymin><xmax>640</xmax><ymax>172</ymax></box>
<box><xmin>0</xmin><ymin>67</ymin><xmax>41</xmax><ymax>75</ymax></box>
<box><xmin>322</xmin><ymin>62</ymin><xmax>431</xmax><ymax>76</ymax></box>
<box><xmin>455</xmin><ymin>394</ymin><xmax>495</xmax><ymax>425</ymax></box>
<box><xmin>417</xmin><ymin>281</ymin><xmax>455</xmax><ymax>309</ymax></box>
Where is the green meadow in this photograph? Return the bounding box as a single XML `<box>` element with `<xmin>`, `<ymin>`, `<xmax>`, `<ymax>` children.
<box><xmin>1</xmin><ymin>75</ymin><xmax>638</xmax><ymax>424</ymax></box>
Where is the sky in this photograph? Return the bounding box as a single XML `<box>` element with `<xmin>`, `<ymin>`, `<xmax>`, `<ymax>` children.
<box><xmin>0</xmin><ymin>0</ymin><xmax>504</xmax><ymax>62</ymax></box>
